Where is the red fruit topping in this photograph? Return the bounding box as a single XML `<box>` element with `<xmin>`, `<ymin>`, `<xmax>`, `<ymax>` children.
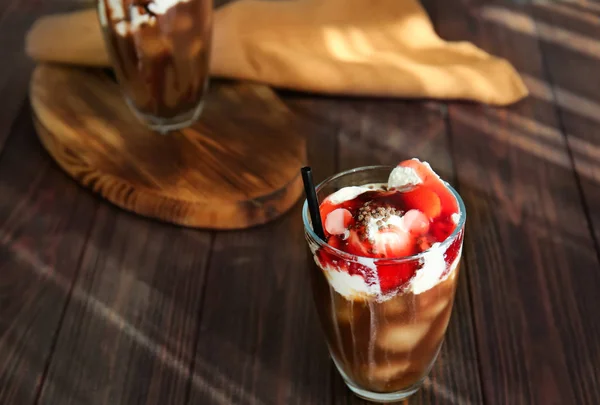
<box><xmin>445</xmin><ymin>234</ymin><xmax>462</xmax><ymax>266</ymax></box>
<box><xmin>402</xmin><ymin>209</ymin><xmax>430</xmax><ymax>236</ymax></box>
<box><xmin>416</xmin><ymin>235</ymin><xmax>433</xmax><ymax>251</ymax></box>
<box><xmin>346</xmin><ymin>229</ymin><xmax>372</xmax><ymax>257</ymax></box>
<box><xmin>441</xmin><ymin>229</ymin><xmax>464</xmax><ymax>277</ymax></box>
<box><xmin>398</xmin><ymin>159</ymin><xmax>438</xmax><ymax>184</ymax></box>
<box><xmin>402</xmin><ymin>187</ymin><xmax>441</xmax><ymax>219</ymax></box>
<box><xmin>327</xmin><ymin>235</ymin><xmax>344</xmax><ymax>250</ymax></box>
<box><xmin>314</xmin><ymin>159</ymin><xmax>463</xmax><ymax>296</ymax></box>
<box><xmin>436</xmin><ymin>187</ymin><xmax>459</xmax><ymax>217</ymax></box>
<box><xmin>399</xmin><ymin>159</ymin><xmax>459</xmax><ymax>216</ymax></box>
<box><xmin>316</xmin><ymin>237</ymin><xmax>340</xmax><ymax>268</ymax></box>
<box><xmin>376</xmin><ymin>261</ymin><xmax>420</xmax><ymax>294</ymax></box>
<box><xmin>325</xmin><ymin>208</ymin><xmax>352</xmax><ymax>235</ymax></box>
<box><xmin>429</xmin><ymin>215</ymin><xmax>456</xmax><ymax>242</ymax></box>
<box><xmin>319</xmin><ymin>201</ymin><xmax>337</xmax><ymax>235</ymax></box>
<box><xmin>371</xmin><ymin>228</ymin><xmax>414</xmax><ymax>258</ymax></box>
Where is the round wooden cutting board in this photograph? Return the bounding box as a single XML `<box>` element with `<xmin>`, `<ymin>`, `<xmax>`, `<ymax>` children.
<box><xmin>30</xmin><ymin>64</ymin><xmax>307</xmax><ymax>229</ymax></box>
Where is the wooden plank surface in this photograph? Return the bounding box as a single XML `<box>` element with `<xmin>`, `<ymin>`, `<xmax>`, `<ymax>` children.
<box><xmin>0</xmin><ymin>106</ymin><xmax>98</xmax><ymax>404</ymax></box>
<box><xmin>524</xmin><ymin>0</ymin><xmax>600</xmax><ymax>250</ymax></box>
<box><xmin>522</xmin><ymin>2</ymin><xmax>600</xmax><ymax>402</ymax></box>
<box><xmin>187</xmin><ymin>106</ymin><xmax>335</xmax><ymax>405</ymax></box>
<box><xmin>0</xmin><ymin>0</ymin><xmax>599</xmax><ymax>404</ymax></box>
<box><xmin>36</xmin><ymin>207</ymin><xmax>213</xmax><ymax>405</ymax></box>
<box><xmin>431</xmin><ymin>0</ymin><xmax>600</xmax><ymax>403</ymax></box>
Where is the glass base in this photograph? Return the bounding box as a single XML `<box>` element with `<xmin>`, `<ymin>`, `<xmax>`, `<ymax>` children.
<box><xmin>126</xmin><ymin>99</ymin><xmax>205</xmax><ymax>134</ymax></box>
<box><xmin>345</xmin><ymin>380</ymin><xmax>421</xmax><ymax>403</ymax></box>
<box><xmin>333</xmin><ymin>357</ymin><xmax>423</xmax><ymax>403</ymax></box>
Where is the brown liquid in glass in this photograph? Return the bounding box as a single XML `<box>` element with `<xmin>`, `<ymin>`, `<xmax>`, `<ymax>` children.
<box><xmin>309</xmin><ymin>259</ymin><xmax>460</xmax><ymax>393</ymax></box>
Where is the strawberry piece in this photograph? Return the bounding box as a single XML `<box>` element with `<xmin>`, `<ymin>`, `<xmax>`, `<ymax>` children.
<box><xmin>327</xmin><ymin>235</ymin><xmax>344</xmax><ymax>250</ymax></box>
<box><xmin>398</xmin><ymin>159</ymin><xmax>437</xmax><ymax>184</ymax></box>
<box><xmin>429</xmin><ymin>215</ymin><xmax>456</xmax><ymax>243</ymax></box>
<box><xmin>376</xmin><ymin>261</ymin><xmax>420</xmax><ymax>294</ymax></box>
<box><xmin>402</xmin><ymin>187</ymin><xmax>441</xmax><ymax>219</ymax></box>
<box><xmin>441</xmin><ymin>229</ymin><xmax>464</xmax><ymax>277</ymax></box>
<box><xmin>434</xmin><ymin>184</ymin><xmax>460</xmax><ymax>217</ymax></box>
<box><xmin>402</xmin><ymin>209</ymin><xmax>430</xmax><ymax>236</ymax></box>
<box><xmin>399</xmin><ymin>159</ymin><xmax>459</xmax><ymax>216</ymax></box>
<box><xmin>371</xmin><ymin>228</ymin><xmax>414</xmax><ymax>258</ymax></box>
<box><xmin>317</xmin><ymin>236</ymin><xmax>340</xmax><ymax>266</ymax></box>
<box><xmin>325</xmin><ymin>208</ymin><xmax>352</xmax><ymax>235</ymax></box>
<box><xmin>319</xmin><ymin>200</ymin><xmax>337</xmax><ymax>236</ymax></box>
<box><xmin>346</xmin><ymin>229</ymin><xmax>372</xmax><ymax>257</ymax></box>
<box><xmin>346</xmin><ymin>223</ymin><xmax>414</xmax><ymax>259</ymax></box>
<box><xmin>416</xmin><ymin>235</ymin><xmax>433</xmax><ymax>252</ymax></box>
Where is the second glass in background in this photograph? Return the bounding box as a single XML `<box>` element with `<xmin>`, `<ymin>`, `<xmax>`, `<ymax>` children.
<box><xmin>97</xmin><ymin>0</ymin><xmax>213</xmax><ymax>133</ymax></box>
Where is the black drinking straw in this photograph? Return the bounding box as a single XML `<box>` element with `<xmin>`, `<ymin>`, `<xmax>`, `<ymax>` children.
<box><xmin>301</xmin><ymin>166</ymin><xmax>326</xmax><ymax>240</ymax></box>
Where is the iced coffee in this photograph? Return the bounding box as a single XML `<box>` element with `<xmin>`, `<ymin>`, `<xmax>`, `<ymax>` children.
<box><xmin>303</xmin><ymin>160</ymin><xmax>465</xmax><ymax>402</ymax></box>
<box><xmin>98</xmin><ymin>0</ymin><xmax>212</xmax><ymax>132</ymax></box>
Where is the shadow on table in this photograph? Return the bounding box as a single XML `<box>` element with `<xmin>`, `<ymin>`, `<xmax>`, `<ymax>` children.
<box><xmin>471</xmin><ymin>0</ymin><xmax>600</xmax><ymax>178</ymax></box>
<box><xmin>455</xmin><ymin>0</ymin><xmax>600</xmax><ymax>248</ymax></box>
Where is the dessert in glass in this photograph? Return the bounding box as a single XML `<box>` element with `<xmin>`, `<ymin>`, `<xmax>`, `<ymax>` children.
<box><xmin>97</xmin><ymin>0</ymin><xmax>213</xmax><ymax>133</ymax></box>
<box><xmin>302</xmin><ymin>159</ymin><xmax>465</xmax><ymax>403</ymax></box>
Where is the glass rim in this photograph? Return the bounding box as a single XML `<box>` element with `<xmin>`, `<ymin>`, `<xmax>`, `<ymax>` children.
<box><xmin>302</xmin><ymin>165</ymin><xmax>466</xmax><ymax>263</ymax></box>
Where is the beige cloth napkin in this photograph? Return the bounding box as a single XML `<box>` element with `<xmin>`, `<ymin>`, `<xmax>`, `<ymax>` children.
<box><xmin>26</xmin><ymin>0</ymin><xmax>528</xmax><ymax>105</ymax></box>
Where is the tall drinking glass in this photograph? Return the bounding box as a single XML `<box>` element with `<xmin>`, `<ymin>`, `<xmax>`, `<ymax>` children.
<box><xmin>303</xmin><ymin>166</ymin><xmax>466</xmax><ymax>403</ymax></box>
<box><xmin>97</xmin><ymin>0</ymin><xmax>213</xmax><ymax>133</ymax></box>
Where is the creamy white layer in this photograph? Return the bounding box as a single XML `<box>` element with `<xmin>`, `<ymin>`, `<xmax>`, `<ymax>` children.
<box><xmin>388</xmin><ymin>166</ymin><xmax>422</xmax><ymax>190</ymax></box>
<box><xmin>106</xmin><ymin>0</ymin><xmax>192</xmax><ymax>33</ymax></box>
<box><xmin>314</xmin><ymin>245</ymin><xmax>460</xmax><ymax>301</ymax></box>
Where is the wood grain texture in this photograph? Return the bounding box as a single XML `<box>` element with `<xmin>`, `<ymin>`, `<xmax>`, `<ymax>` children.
<box><xmin>2</xmin><ymin>1</ymin><xmax>600</xmax><ymax>405</ymax></box>
<box><xmin>0</xmin><ymin>105</ymin><xmax>98</xmax><ymax>405</ymax></box>
<box><xmin>30</xmin><ymin>64</ymin><xmax>307</xmax><ymax>230</ymax></box>
<box><xmin>37</xmin><ymin>205</ymin><xmax>213</xmax><ymax>405</ymax></box>
<box><xmin>312</xmin><ymin>94</ymin><xmax>484</xmax><ymax>405</ymax></box>
<box><xmin>431</xmin><ymin>0</ymin><xmax>600</xmax><ymax>403</ymax></box>
<box><xmin>188</xmin><ymin>103</ymin><xmax>335</xmax><ymax>405</ymax></box>
<box><xmin>524</xmin><ymin>0</ymin><xmax>600</xmax><ymax>251</ymax></box>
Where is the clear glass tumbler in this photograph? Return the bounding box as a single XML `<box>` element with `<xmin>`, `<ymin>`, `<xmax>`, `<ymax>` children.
<box><xmin>97</xmin><ymin>0</ymin><xmax>213</xmax><ymax>133</ymax></box>
<box><xmin>302</xmin><ymin>166</ymin><xmax>466</xmax><ymax>403</ymax></box>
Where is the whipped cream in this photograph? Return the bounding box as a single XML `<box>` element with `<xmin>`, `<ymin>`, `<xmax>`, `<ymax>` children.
<box><xmin>318</xmin><ymin>258</ymin><xmax>381</xmax><ymax>300</ymax></box>
<box><xmin>409</xmin><ymin>243</ymin><xmax>446</xmax><ymax>295</ymax></box>
<box><xmin>388</xmin><ymin>166</ymin><xmax>422</xmax><ymax>190</ymax></box>
<box><xmin>314</xmin><ymin>245</ymin><xmax>460</xmax><ymax>301</ymax></box>
<box><xmin>308</xmin><ymin>238</ymin><xmax>380</xmax><ymax>301</ymax></box>
<box><xmin>106</xmin><ymin>0</ymin><xmax>191</xmax><ymax>31</ymax></box>
<box><xmin>325</xmin><ymin>186</ymin><xmax>372</xmax><ymax>205</ymax></box>
<box><xmin>327</xmin><ymin>162</ymin><xmax>426</xmax><ymax>205</ymax></box>
<box><xmin>365</xmin><ymin>213</ymin><xmax>404</xmax><ymax>238</ymax></box>
<box><xmin>130</xmin><ymin>5</ymin><xmax>154</xmax><ymax>28</ymax></box>
<box><xmin>324</xmin><ymin>164</ymin><xmax>422</xmax><ymax>205</ymax></box>
<box><xmin>451</xmin><ymin>212</ymin><xmax>461</xmax><ymax>224</ymax></box>
<box><xmin>106</xmin><ymin>0</ymin><xmax>126</xmax><ymax>21</ymax></box>
<box><xmin>147</xmin><ymin>0</ymin><xmax>191</xmax><ymax>15</ymax></box>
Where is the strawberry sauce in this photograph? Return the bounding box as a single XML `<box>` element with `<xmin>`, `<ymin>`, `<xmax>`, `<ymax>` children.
<box><xmin>315</xmin><ymin>160</ymin><xmax>463</xmax><ymax>295</ymax></box>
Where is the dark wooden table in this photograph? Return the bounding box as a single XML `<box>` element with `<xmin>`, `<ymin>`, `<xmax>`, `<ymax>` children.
<box><xmin>1</xmin><ymin>0</ymin><xmax>599</xmax><ymax>404</ymax></box>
